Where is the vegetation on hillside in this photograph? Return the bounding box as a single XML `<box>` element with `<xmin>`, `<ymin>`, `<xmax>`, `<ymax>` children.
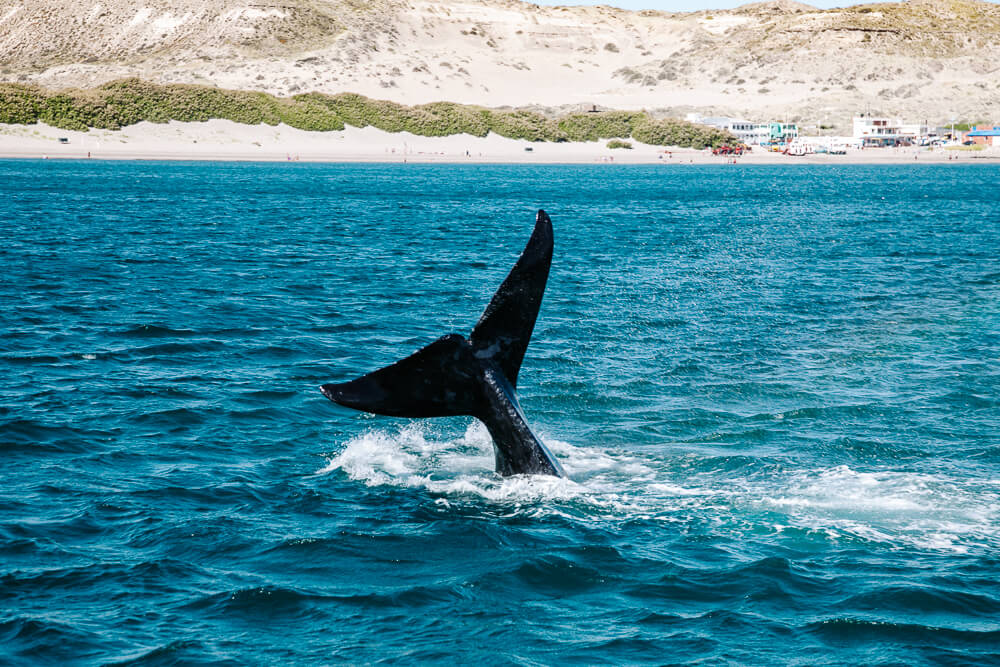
<box><xmin>0</xmin><ymin>79</ymin><xmax>737</xmax><ymax>148</ymax></box>
<box><xmin>948</xmin><ymin>121</ymin><xmax>991</xmax><ymax>131</ymax></box>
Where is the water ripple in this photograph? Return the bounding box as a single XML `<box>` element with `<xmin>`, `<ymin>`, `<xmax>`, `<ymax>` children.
<box><xmin>2</xmin><ymin>161</ymin><xmax>999</xmax><ymax>663</ymax></box>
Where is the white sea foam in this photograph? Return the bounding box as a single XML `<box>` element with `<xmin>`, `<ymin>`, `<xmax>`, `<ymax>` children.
<box><xmin>752</xmin><ymin>465</ymin><xmax>1000</xmax><ymax>552</ymax></box>
<box><xmin>318</xmin><ymin>425</ymin><xmax>1000</xmax><ymax>552</ymax></box>
<box><xmin>318</xmin><ymin>421</ymin><xmax>655</xmax><ymax>515</ymax></box>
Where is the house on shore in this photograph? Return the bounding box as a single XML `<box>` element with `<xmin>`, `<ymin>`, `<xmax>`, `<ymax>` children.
<box><xmin>768</xmin><ymin>122</ymin><xmax>799</xmax><ymax>145</ymax></box>
<box><xmin>852</xmin><ymin>115</ymin><xmax>929</xmax><ymax>147</ymax></box>
<box><xmin>685</xmin><ymin>114</ymin><xmax>798</xmax><ymax>146</ymax></box>
<box><xmin>965</xmin><ymin>125</ymin><xmax>1000</xmax><ymax>146</ymax></box>
<box><xmin>729</xmin><ymin>120</ymin><xmax>772</xmax><ymax>146</ymax></box>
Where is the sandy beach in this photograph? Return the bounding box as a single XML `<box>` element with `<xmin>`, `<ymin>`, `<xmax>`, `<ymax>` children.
<box><xmin>2</xmin><ymin>120</ymin><xmax>998</xmax><ymax>165</ymax></box>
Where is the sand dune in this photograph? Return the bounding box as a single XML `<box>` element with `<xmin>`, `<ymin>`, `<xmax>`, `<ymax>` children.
<box><xmin>1</xmin><ymin>0</ymin><xmax>999</xmax><ymax>130</ymax></box>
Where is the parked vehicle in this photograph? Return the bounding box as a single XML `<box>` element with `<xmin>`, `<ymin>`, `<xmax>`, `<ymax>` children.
<box><xmin>711</xmin><ymin>144</ymin><xmax>748</xmax><ymax>156</ymax></box>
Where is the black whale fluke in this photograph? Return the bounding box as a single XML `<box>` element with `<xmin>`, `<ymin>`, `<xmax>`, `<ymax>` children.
<box><xmin>320</xmin><ymin>209</ymin><xmax>564</xmax><ymax>477</ymax></box>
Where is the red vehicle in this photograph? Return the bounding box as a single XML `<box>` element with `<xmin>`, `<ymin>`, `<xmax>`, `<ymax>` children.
<box><xmin>712</xmin><ymin>144</ymin><xmax>748</xmax><ymax>156</ymax></box>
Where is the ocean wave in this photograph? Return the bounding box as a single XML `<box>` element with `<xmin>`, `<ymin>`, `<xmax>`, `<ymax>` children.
<box><xmin>235</xmin><ymin>344</ymin><xmax>305</xmax><ymax>360</ymax></box>
<box><xmin>4</xmin><ymin>161</ymin><xmax>1000</xmax><ymax>664</ymax></box>
<box><xmin>117</xmin><ymin>324</ymin><xmax>199</xmax><ymax>339</ymax></box>
<box><xmin>2</xmin><ymin>353</ymin><xmax>62</xmax><ymax>365</ymax></box>
<box><xmin>843</xmin><ymin>585</ymin><xmax>1000</xmax><ymax>617</ymax></box>
<box><xmin>0</xmin><ymin>559</ymin><xmax>203</xmax><ymax>599</ymax></box>
<box><xmin>0</xmin><ymin>418</ymin><xmax>113</xmax><ymax>453</ymax></box>
<box><xmin>317</xmin><ymin>422</ymin><xmax>655</xmax><ymax>518</ymax></box>
<box><xmin>0</xmin><ymin>616</ymin><xmax>96</xmax><ymax>660</ymax></box>
<box><xmin>805</xmin><ymin>617</ymin><xmax>1000</xmax><ymax>644</ymax></box>
<box><xmin>969</xmin><ymin>271</ymin><xmax>1000</xmax><ymax>285</ymax></box>
<box><xmin>318</xmin><ymin>425</ymin><xmax>1000</xmax><ymax>552</ymax></box>
<box><xmin>128</xmin><ymin>407</ymin><xmax>207</xmax><ymax>428</ymax></box>
<box><xmin>755</xmin><ymin>465</ymin><xmax>1000</xmax><ymax>551</ymax></box>
<box><xmin>107</xmin><ymin>385</ymin><xmax>203</xmax><ymax>400</ymax></box>
<box><xmin>627</xmin><ymin>556</ymin><xmax>829</xmax><ymax>606</ymax></box>
<box><xmin>122</xmin><ymin>341</ymin><xmax>227</xmax><ymax>357</ymax></box>
<box><xmin>104</xmin><ymin>640</ymin><xmax>207</xmax><ymax>667</ymax></box>
<box><xmin>508</xmin><ymin>555</ymin><xmax>608</xmax><ymax>591</ymax></box>
<box><xmin>184</xmin><ymin>586</ymin><xmax>331</xmax><ymax>614</ymax></box>
<box><xmin>185</xmin><ymin>583</ymin><xmax>466</xmax><ymax>616</ymax></box>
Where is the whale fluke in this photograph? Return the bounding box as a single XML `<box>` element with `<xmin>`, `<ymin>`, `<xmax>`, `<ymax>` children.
<box><xmin>321</xmin><ymin>210</ymin><xmax>564</xmax><ymax>477</ymax></box>
<box><xmin>470</xmin><ymin>210</ymin><xmax>552</xmax><ymax>387</ymax></box>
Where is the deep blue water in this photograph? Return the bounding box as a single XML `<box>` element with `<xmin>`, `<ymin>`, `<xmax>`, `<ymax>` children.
<box><xmin>2</xmin><ymin>159</ymin><xmax>999</xmax><ymax>665</ymax></box>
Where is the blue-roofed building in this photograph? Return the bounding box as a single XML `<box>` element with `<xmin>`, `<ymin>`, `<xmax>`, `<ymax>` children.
<box><xmin>966</xmin><ymin>125</ymin><xmax>1000</xmax><ymax>146</ymax></box>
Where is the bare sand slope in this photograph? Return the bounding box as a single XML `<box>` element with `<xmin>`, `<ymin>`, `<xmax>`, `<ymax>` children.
<box><xmin>1</xmin><ymin>0</ymin><xmax>999</xmax><ymax>127</ymax></box>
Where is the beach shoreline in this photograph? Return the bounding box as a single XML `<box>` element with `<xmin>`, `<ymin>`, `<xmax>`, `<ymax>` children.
<box><xmin>3</xmin><ymin>120</ymin><xmax>997</xmax><ymax>165</ymax></box>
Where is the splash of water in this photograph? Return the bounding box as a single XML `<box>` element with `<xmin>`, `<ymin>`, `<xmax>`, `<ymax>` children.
<box><xmin>319</xmin><ymin>423</ymin><xmax>1000</xmax><ymax>552</ymax></box>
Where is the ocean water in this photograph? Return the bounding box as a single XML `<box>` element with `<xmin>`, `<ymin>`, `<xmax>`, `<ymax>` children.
<box><xmin>2</xmin><ymin>159</ymin><xmax>999</xmax><ymax>665</ymax></box>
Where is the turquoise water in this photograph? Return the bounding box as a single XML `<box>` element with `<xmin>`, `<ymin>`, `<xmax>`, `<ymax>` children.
<box><xmin>2</xmin><ymin>160</ymin><xmax>999</xmax><ymax>665</ymax></box>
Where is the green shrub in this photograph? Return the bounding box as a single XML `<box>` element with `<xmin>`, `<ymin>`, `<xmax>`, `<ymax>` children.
<box><xmin>281</xmin><ymin>94</ymin><xmax>344</xmax><ymax>131</ymax></box>
<box><xmin>631</xmin><ymin>117</ymin><xmax>735</xmax><ymax>149</ymax></box>
<box><xmin>0</xmin><ymin>79</ymin><xmax>739</xmax><ymax>149</ymax></box>
<box><xmin>147</xmin><ymin>84</ymin><xmax>283</xmax><ymax>125</ymax></box>
<box><xmin>415</xmin><ymin>101</ymin><xmax>491</xmax><ymax>137</ymax></box>
<box><xmin>949</xmin><ymin>121</ymin><xmax>989</xmax><ymax>132</ymax></box>
<box><xmin>606</xmin><ymin>139</ymin><xmax>632</xmax><ymax>149</ymax></box>
<box><xmin>0</xmin><ymin>84</ymin><xmax>45</xmax><ymax>124</ymax></box>
<box><xmin>308</xmin><ymin>94</ymin><xmax>489</xmax><ymax>136</ymax></box>
<box><xmin>316</xmin><ymin>93</ymin><xmax>409</xmax><ymax>132</ymax></box>
<box><xmin>557</xmin><ymin>111</ymin><xmax>644</xmax><ymax>142</ymax></box>
<box><xmin>39</xmin><ymin>93</ymin><xmax>101</xmax><ymax>131</ymax></box>
<box><xmin>487</xmin><ymin>109</ymin><xmax>567</xmax><ymax>141</ymax></box>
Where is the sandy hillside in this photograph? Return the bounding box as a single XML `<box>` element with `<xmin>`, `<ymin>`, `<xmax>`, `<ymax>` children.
<box><xmin>1</xmin><ymin>0</ymin><xmax>999</xmax><ymax>127</ymax></box>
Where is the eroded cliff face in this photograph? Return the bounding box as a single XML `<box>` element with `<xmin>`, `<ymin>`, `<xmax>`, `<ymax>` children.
<box><xmin>2</xmin><ymin>0</ymin><xmax>998</xmax><ymax>123</ymax></box>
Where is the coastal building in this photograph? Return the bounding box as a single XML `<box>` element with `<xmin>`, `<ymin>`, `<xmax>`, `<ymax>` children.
<box><xmin>965</xmin><ymin>125</ymin><xmax>1000</xmax><ymax>146</ymax></box>
<box><xmin>726</xmin><ymin>121</ymin><xmax>769</xmax><ymax>146</ymax></box>
<box><xmin>685</xmin><ymin>114</ymin><xmax>794</xmax><ymax>146</ymax></box>
<box><xmin>768</xmin><ymin>122</ymin><xmax>798</xmax><ymax>144</ymax></box>
<box><xmin>787</xmin><ymin>135</ymin><xmax>856</xmax><ymax>153</ymax></box>
<box><xmin>852</xmin><ymin>115</ymin><xmax>929</xmax><ymax>147</ymax></box>
<box><xmin>853</xmin><ymin>115</ymin><xmax>902</xmax><ymax>146</ymax></box>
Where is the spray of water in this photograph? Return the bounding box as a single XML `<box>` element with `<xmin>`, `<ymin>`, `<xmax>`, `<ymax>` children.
<box><xmin>318</xmin><ymin>422</ymin><xmax>1000</xmax><ymax>552</ymax></box>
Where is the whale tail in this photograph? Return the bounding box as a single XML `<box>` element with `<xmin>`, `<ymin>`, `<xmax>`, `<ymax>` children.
<box><xmin>320</xmin><ymin>210</ymin><xmax>552</xmax><ymax>419</ymax></box>
<box><xmin>468</xmin><ymin>209</ymin><xmax>552</xmax><ymax>388</ymax></box>
<box><xmin>320</xmin><ymin>333</ymin><xmax>484</xmax><ymax>418</ymax></box>
<box><xmin>321</xmin><ymin>210</ymin><xmax>562</xmax><ymax>477</ymax></box>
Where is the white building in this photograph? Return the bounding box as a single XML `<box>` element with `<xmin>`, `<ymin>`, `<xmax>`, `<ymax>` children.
<box><xmin>727</xmin><ymin>120</ymin><xmax>772</xmax><ymax>146</ymax></box>
<box><xmin>685</xmin><ymin>114</ymin><xmax>784</xmax><ymax>146</ymax></box>
<box><xmin>852</xmin><ymin>116</ymin><xmax>929</xmax><ymax>146</ymax></box>
<box><xmin>788</xmin><ymin>135</ymin><xmax>858</xmax><ymax>154</ymax></box>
